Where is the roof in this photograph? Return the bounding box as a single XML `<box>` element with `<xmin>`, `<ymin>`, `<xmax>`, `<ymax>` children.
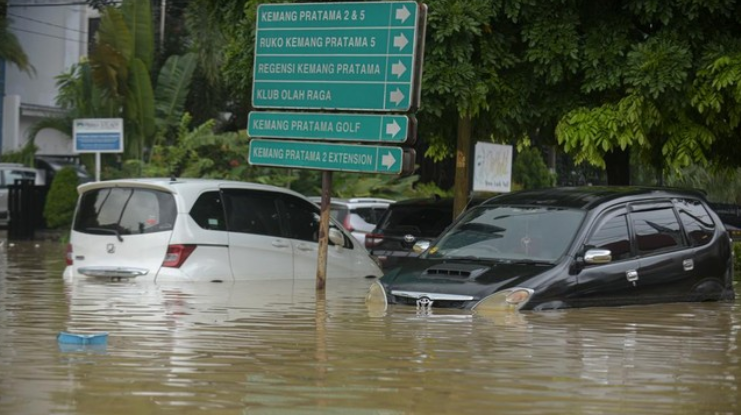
<box><xmin>481</xmin><ymin>186</ymin><xmax>708</xmax><ymax>210</ymax></box>
<box><xmin>77</xmin><ymin>178</ymin><xmax>307</xmax><ymax>200</ymax></box>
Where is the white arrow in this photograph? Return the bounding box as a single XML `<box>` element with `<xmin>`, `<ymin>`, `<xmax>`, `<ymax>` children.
<box><xmin>385</xmin><ymin>120</ymin><xmax>401</xmax><ymax>137</ymax></box>
<box><xmin>395</xmin><ymin>5</ymin><xmax>411</xmax><ymax>23</ymax></box>
<box><xmin>391</xmin><ymin>61</ymin><xmax>407</xmax><ymax>78</ymax></box>
<box><xmin>393</xmin><ymin>33</ymin><xmax>409</xmax><ymax>51</ymax></box>
<box><xmin>382</xmin><ymin>151</ymin><xmax>397</xmax><ymax>168</ymax></box>
<box><xmin>389</xmin><ymin>88</ymin><xmax>405</xmax><ymax>105</ymax></box>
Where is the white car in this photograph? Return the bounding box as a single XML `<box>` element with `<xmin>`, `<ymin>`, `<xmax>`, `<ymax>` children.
<box><xmin>63</xmin><ymin>178</ymin><xmax>383</xmax><ymax>282</ymax></box>
<box><xmin>308</xmin><ymin>197</ymin><xmax>394</xmax><ymax>245</ymax></box>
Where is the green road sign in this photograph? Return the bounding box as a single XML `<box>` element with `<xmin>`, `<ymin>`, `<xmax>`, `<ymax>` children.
<box><xmin>249</xmin><ymin>139</ymin><xmax>415</xmax><ymax>175</ymax></box>
<box><xmin>252</xmin><ymin>1</ymin><xmax>425</xmax><ymax>112</ymax></box>
<box><xmin>248</xmin><ymin>112</ymin><xmax>415</xmax><ymax>144</ymax></box>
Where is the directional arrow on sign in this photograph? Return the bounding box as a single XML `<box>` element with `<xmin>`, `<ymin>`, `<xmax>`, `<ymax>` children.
<box><xmin>382</xmin><ymin>152</ymin><xmax>397</xmax><ymax>168</ymax></box>
<box><xmin>386</xmin><ymin>120</ymin><xmax>401</xmax><ymax>137</ymax></box>
<box><xmin>395</xmin><ymin>5</ymin><xmax>411</xmax><ymax>23</ymax></box>
<box><xmin>391</xmin><ymin>61</ymin><xmax>407</xmax><ymax>78</ymax></box>
<box><xmin>390</xmin><ymin>89</ymin><xmax>405</xmax><ymax>106</ymax></box>
<box><xmin>393</xmin><ymin>33</ymin><xmax>409</xmax><ymax>51</ymax></box>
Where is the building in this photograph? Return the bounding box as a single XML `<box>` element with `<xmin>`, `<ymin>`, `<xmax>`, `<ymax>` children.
<box><xmin>1</xmin><ymin>0</ymin><xmax>98</xmax><ymax>157</ymax></box>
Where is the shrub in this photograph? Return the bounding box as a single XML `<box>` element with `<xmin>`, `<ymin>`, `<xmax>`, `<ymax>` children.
<box><xmin>44</xmin><ymin>166</ymin><xmax>80</xmax><ymax>229</ymax></box>
<box><xmin>512</xmin><ymin>147</ymin><xmax>555</xmax><ymax>189</ymax></box>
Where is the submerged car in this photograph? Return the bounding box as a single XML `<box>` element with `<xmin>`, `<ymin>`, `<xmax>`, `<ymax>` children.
<box><xmin>308</xmin><ymin>196</ymin><xmax>394</xmax><ymax>245</ymax></box>
<box><xmin>63</xmin><ymin>178</ymin><xmax>382</xmax><ymax>282</ymax></box>
<box><xmin>367</xmin><ymin>186</ymin><xmax>736</xmax><ymax>312</ymax></box>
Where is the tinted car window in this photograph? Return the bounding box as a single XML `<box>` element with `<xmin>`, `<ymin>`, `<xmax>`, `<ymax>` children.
<box><xmin>676</xmin><ymin>199</ymin><xmax>715</xmax><ymax>247</ymax></box>
<box><xmin>283</xmin><ymin>195</ymin><xmax>349</xmax><ymax>247</ymax></box>
<box><xmin>427</xmin><ymin>206</ymin><xmax>585</xmax><ymax>262</ymax></box>
<box><xmin>222</xmin><ymin>190</ymin><xmax>282</xmax><ymax>237</ymax></box>
<box><xmin>631</xmin><ymin>207</ymin><xmax>684</xmax><ymax>254</ymax></box>
<box><xmin>586</xmin><ymin>212</ymin><xmax>632</xmax><ymax>261</ymax></box>
<box><xmin>281</xmin><ymin>195</ymin><xmax>320</xmax><ymax>242</ymax></box>
<box><xmin>74</xmin><ymin>188</ymin><xmax>176</xmax><ymax>235</ymax></box>
<box><xmin>190</xmin><ymin>191</ymin><xmax>226</xmax><ymax>231</ymax></box>
<box><xmin>379</xmin><ymin>206</ymin><xmax>452</xmax><ymax>237</ymax></box>
<box><xmin>353</xmin><ymin>207</ymin><xmax>386</xmax><ymax>224</ymax></box>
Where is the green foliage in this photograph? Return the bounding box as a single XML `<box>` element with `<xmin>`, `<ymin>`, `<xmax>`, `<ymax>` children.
<box><xmin>512</xmin><ymin>146</ymin><xmax>555</xmax><ymax>189</ymax></box>
<box><xmin>43</xmin><ymin>167</ymin><xmax>80</xmax><ymax>229</ymax></box>
<box><xmin>0</xmin><ymin>145</ymin><xmax>37</xmax><ymax>165</ymax></box>
<box><xmin>0</xmin><ymin>16</ymin><xmax>35</xmax><ymax>75</ymax></box>
<box><xmin>666</xmin><ymin>165</ymin><xmax>741</xmax><ymax>204</ymax></box>
<box><xmin>29</xmin><ymin>0</ymin><xmax>197</xmax><ymax>169</ymax></box>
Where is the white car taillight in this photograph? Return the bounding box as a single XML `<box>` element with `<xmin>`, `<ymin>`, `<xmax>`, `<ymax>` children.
<box><xmin>162</xmin><ymin>244</ymin><xmax>197</xmax><ymax>268</ymax></box>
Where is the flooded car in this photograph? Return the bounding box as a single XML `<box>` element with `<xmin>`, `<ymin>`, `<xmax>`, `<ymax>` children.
<box><xmin>367</xmin><ymin>186</ymin><xmax>736</xmax><ymax>311</ymax></box>
<box><xmin>64</xmin><ymin>178</ymin><xmax>382</xmax><ymax>282</ymax></box>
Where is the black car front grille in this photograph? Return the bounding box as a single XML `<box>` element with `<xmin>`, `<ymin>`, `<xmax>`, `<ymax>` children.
<box><xmin>423</xmin><ymin>263</ymin><xmax>490</xmax><ymax>279</ymax></box>
<box><xmin>393</xmin><ymin>296</ymin><xmax>468</xmax><ymax>309</ymax></box>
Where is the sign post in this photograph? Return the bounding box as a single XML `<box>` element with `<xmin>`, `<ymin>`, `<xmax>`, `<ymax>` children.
<box><xmin>248</xmin><ymin>1</ymin><xmax>427</xmax><ymax>289</ymax></box>
<box><xmin>73</xmin><ymin>118</ymin><xmax>124</xmax><ymax>181</ymax></box>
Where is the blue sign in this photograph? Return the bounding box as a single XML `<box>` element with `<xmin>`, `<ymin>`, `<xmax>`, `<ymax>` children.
<box><xmin>73</xmin><ymin>118</ymin><xmax>124</xmax><ymax>153</ymax></box>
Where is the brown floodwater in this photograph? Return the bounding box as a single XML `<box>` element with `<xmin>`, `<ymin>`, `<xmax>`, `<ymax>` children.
<box><xmin>1</xmin><ymin>237</ymin><xmax>740</xmax><ymax>415</ymax></box>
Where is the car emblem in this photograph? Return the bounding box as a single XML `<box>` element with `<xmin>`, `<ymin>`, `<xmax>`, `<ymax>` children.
<box><xmin>416</xmin><ymin>296</ymin><xmax>433</xmax><ymax>310</ymax></box>
<box><xmin>106</xmin><ymin>243</ymin><xmax>115</xmax><ymax>254</ymax></box>
<box><xmin>403</xmin><ymin>234</ymin><xmax>416</xmax><ymax>244</ymax></box>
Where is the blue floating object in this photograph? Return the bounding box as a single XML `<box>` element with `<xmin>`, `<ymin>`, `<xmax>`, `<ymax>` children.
<box><xmin>57</xmin><ymin>331</ymin><xmax>108</xmax><ymax>345</ymax></box>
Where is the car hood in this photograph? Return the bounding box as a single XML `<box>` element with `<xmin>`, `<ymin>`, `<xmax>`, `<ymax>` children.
<box><xmin>380</xmin><ymin>257</ymin><xmax>557</xmax><ymax>298</ymax></box>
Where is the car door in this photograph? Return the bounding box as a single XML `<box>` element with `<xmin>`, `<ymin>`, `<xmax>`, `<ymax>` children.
<box><xmin>278</xmin><ymin>194</ymin><xmax>364</xmax><ymax>280</ymax></box>
<box><xmin>573</xmin><ymin>207</ymin><xmax>643</xmax><ymax>308</ymax></box>
<box><xmin>222</xmin><ymin>188</ymin><xmax>294</xmax><ymax>280</ymax></box>
<box><xmin>629</xmin><ymin>201</ymin><xmax>694</xmax><ymax>303</ymax></box>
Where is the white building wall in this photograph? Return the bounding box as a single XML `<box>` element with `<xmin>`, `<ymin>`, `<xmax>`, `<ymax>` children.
<box><xmin>3</xmin><ymin>0</ymin><xmax>92</xmax><ymax>156</ymax></box>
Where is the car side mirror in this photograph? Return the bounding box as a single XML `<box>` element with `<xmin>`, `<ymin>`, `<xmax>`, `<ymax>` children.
<box><xmin>583</xmin><ymin>248</ymin><xmax>612</xmax><ymax>265</ymax></box>
<box><xmin>329</xmin><ymin>228</ymin><xmax>345</xmax><ymax>246</ymax></box>
<box><xmin>413</xmin><ymin>240</ymin><xmax>430</xmax><ymax>253</ymax></box>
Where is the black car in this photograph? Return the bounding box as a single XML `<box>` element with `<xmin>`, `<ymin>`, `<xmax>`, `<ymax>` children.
<box><xmin>366</xmin><ymin>186</ymin><xmax>736</xmax><ymax>312</ymax></box>
<box><xmin>365</xmin><ymin>195</ymin><xmax>487</xmax><ymax>269</ymax></box>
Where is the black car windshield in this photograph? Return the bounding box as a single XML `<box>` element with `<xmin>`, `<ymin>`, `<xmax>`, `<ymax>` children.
<box><xmin>425</xmin><ymin>205</ymin><xmax>585</xmax><ymax>262</ymax></box>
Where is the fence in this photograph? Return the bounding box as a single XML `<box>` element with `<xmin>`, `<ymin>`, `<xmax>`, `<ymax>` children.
<box><xmin>7</xmin><ymin>179</ymin><xmax>49</xmax><ymax>240</ymax></box>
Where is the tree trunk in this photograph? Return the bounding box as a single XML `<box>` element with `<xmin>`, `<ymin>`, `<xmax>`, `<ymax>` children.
<box><xmin>453</xmin><ymin>114</ymin><xmax>472</xmax><ymax>218</ymax></box>
<box><xmin>604</xmin><ymin>148</ymin><xmax>631</xmax><ymax>185</ymax></box>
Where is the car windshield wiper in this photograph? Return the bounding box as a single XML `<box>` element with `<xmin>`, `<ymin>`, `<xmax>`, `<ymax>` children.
<box><xmin>85</xmin><ymin>227</ymin><xmax>124</xmax><ymax>242</ymax></box>
<box><xmin>501</xmin><ymin>259</ymin><xmax>553</xmax><ymax>265</ymax></box>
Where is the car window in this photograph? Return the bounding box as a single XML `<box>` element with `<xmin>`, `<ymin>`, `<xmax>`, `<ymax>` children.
<box><xmin>3</xmin><ymin>170</ymin><xmax>36</xmax><ymax>187</ymax></box>
<box><xmin>281</xmin><ymin>195</ymin><xmax>320</xmax><ymax>242</ymax></box>
<box><xmin>427</xmin><ymin>206</ymin><xmax>584</xmax><ymax>262</ymax></box>
<box><xmin>586</xmin><ymin>211</ymin><xmax>632</xmax><ymax>261</ymax></box>
<box><xmin>379</xmin><ymin>206</ymin><xmax>452</xmax><ymax>237</ymax></box>
<box><xmin>676</xmin><ymin>199</ymin><xmax>715</xmax><ymax>247</ymax></box>
<box><xmin>630</xmin><ymin>206</ymin><xmax>685</xmax><ymax>254</ymax></box>
<box><xmin>282</xmin><ymin>195</ymin><xmax>349</xmax><ymax>247</ymax></box>
<box><xmin>74</xmin><ymin>187</ymin><xmax>176</xmax><ymax>235</ymax></box>
<box><xmin>190</xmin><ymin>191</ymin><xmax>226</xmax><ymax>231</ymax></box>
<box><xmin>353</xmin><ymin>207</ymin><xmax>384</xmax><ymax>224</ymax></box>
<box><xmin>222</xmin><ymin>189</ymin><xmax>282</xmax><ymax>237</ymax></box>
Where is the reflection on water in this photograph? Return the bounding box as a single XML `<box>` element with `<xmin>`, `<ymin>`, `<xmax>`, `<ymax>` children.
<box><xmin>1</xmin><ymin>238</ymin><xmax>740</xmax><ymax>415</ymax></box>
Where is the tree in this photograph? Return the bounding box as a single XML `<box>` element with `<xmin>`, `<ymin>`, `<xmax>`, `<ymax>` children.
<box><xmin>209</xmin><ymin>0</ymin><xmax>741</xmax><ymax>197</ymax></box>
<box><xmin>28</xmin><ymin>0</ymin><xmax>197</xmax><ymax>168</ymax></box>
<box><xmin>0</xmin><ymin>5</ymin><xmax>34</xmax><ymax>75</ymax></box>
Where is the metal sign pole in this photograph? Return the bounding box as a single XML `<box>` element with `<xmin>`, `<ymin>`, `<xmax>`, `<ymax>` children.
<box><xmin>316</xmin><ymin>170</ymin><xmax>332</xmax><ymax>290</ymax></box>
